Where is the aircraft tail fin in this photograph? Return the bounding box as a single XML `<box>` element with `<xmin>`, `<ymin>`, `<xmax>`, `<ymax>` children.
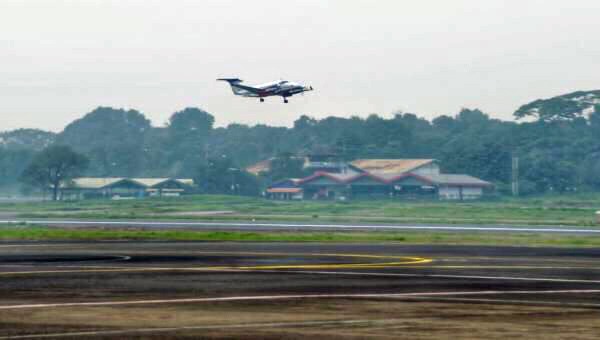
<box><xmin>217</xmin><ymin>78</ymin><xmax>250</xmax><ymax>95</ymax></box>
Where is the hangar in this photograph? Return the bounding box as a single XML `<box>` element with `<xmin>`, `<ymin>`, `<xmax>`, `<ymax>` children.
<box><xmin>60</xmin><ymin>177</ymin><xmax>194</xmax><ymax>200</ymax></box>
<box><xmin>261</xmin><ymin>159</ymin><xmax>492</xmax><ymax>201</ymax></box>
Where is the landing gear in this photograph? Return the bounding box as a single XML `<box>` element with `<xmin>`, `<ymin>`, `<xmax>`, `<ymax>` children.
<box><xmin>283</xmin><ymin>98</ymin><xmax>289</xmax><ymax>103</ymax></box>
<box><xmin>259</xmin><ymin>98</ymin><xmax>264</xmax><ymax>102</ymax></box>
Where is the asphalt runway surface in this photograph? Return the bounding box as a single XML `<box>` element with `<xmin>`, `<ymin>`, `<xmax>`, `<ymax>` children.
<box><xmin>1</xmin><ymin>242</ymin><xmax>600</xmax><ymax>339</ymax></box>
<box><xmin>3</xmin><ymin>218</ymin><xmax>600</xmax><ymax>234</ymax></box>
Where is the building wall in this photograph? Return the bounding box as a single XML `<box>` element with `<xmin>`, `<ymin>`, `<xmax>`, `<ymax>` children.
<box><xmin>438</xmin><ymin>186</ymin><xmax>459</xmax><ymax>200</ymax></box>
<box><xmin>462</xmin><ymin>187</ymin><xmax>483</xmax><ymax>199</ymax></box>
<box><xmin>438</xmin><ymin>186</ymin><xmax>483</xmax><ymax>200</ymax></box>
<box><xmin>303</xmin><ymin>184</ymin><xmax>345</xmax><ymax>200</ymax></box>
<box><xmin>412</xmin><ymin>163</ymin><xmax>440</xmax><ymax>176</ymax></box>
<box><xmin>350</xmin><ymin>176</ymin><xmax>385</xmax><ymax>186</ymax></box>
<box><xmin>350</xmin><ymin>185</ymin><xmax>389</xmax><ymax>197</ymax></box>
<box><xmin>268</xmin><ymin>192</ymin><xmax>304</xmax><ymax>200</ymax></box>
<box><xmin>390</xmin><ymin>176</ymin><xmax>430</xmax><ymax>186</ymax></box>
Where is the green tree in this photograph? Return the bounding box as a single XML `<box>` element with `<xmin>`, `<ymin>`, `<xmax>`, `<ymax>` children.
<box><xmin>335</xmin><ymin>131</ymin><xmax>363</xmax><ymax>161</ymax></box>
<box><xmin>57</xmin><ymin>107</ymin><xmax>150</xmax><ymax>177</ymax></box>
<box><xmin>194</xmin><ymin>156</ymin><xmax>260</xmax><ymax>195</ymax></box>
<box><xmin>267</xmin><ymin>152</ymin><xmax>306</xmax><ymax>182</ymax></box>
<box><xmin>167</xmin><ymin>108</ymin><xmax>215</xmax><ymax>176</ymax></box>
<box><xmin>0</xmin><ymin>148</ymin><xmax>35</xmax><ymax>187</ymax></box>
<box><xmin>589</xmin><ymin>106</ymin><xmax>600</xmax><ymax>133</ymax></box>
<box><xmin>521</xmin><ymin>155</ymin><xmax>577</xmax><ymax>194</ymax></box>
<box><xmin>20</xmin><ymin>145</ymin><xmax>89</xmax><ymax>200</ymax></box>
<box><xmin>0</xmin><ymin>129</ymin><xmax>55</xmax><ymax>150</ymax></box>
<box><xmin>514</xmin><ymin>90</ymin><xmax>600</xmax><ymax>122</ymax></box>
<box><xmin>580</xmin><ymin>152</ymin><xmax>600</xmax><ymax>189</ymax></box>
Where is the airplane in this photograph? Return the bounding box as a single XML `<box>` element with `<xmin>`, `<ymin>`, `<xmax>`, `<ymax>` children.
<box><xmin>217</xmin><ymin>78</ymin><xmax>313</xmax><ymax>103</ymax></box>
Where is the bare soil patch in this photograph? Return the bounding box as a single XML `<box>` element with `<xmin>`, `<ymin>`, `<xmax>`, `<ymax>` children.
<box><xmin>1</xmin><ymin>299</ymin><xmax>598</xmax><ymax>339</ymax></box>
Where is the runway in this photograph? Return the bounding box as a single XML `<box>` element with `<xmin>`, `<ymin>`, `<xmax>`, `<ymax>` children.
<box><xmin>2</xmin><ymin>218</ymin><xmax>600</xmax><ymax>234</ymax></box>
<box><xmin>1</xmin><ymin>242</ymin><xmax>600</xmax><ymax>339</ymax></box>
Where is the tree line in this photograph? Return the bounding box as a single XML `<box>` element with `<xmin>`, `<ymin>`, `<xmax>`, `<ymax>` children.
<box><xmin>3</xmin><ymin>89</ymin><xmax>600</xmax><ymax>198</ymax></box>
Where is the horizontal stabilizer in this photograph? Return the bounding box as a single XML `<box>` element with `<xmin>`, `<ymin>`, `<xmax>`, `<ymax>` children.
<box><xmin>217</xmin><ymin>78</ymin><xmax>243</xmax><ymax>83</ymax></box>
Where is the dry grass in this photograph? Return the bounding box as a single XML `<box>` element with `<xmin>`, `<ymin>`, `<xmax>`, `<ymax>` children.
<box><xmin>1</xmin><ymin>299</ymin><xmax>598</xmax><ymax>339</ymax></box>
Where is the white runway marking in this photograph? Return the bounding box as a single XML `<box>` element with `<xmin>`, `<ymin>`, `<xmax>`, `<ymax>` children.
<box><xmin>424</xmin><ymin>265</ymin><xmax>600</xmax><ymax>270</ymax></box>
<box><xmin>287</xmin><ymin>270</ymin><xmax>600</xmax><ymax>284</ymax></box>
<box><xmin>4</xmin><ymin>264</ymin><xmax>600</xmax><ymax>284</ymax></box>
<box><xmin>2</xmin><ymin>219</ymin><xmax>600</xmax><ymax>234</ymax></box>
<box><xmin>1</xmin><ymin>289</ymin><xmax>599</xmax><ymax>310</ymax></box>
<box><xmin>410</xmin><ymin>296</ymin><xmax>600</xmax><ymax>308</ymax></box>
<box><xmin>0</xmin><ymin>244</ymin><xmax>74</xmax><ymax>248</ymax></box>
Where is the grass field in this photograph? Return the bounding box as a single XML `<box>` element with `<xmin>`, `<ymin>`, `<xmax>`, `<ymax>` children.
<box><xmin>2</xmin><ymin>194</ymin><xmax>600</xmax><ymax>226</ymax></box>
<box><xmin>0</xmin><ymin>225</ymin><xmax>599</xmax><ymax>247</ymax></box>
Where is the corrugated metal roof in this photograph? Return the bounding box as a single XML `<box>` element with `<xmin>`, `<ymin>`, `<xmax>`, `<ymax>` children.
<box><xmin>66</xmin><ymin>178</ymin><xmax>194</xmax><ymax>189</ymax></box>
<box><xmin>248</xmin><ymin>158</ymin><xmax>436</xmax><ymax>177</ymax></box>
<box><xmin>132</xmin><ymin>178</ymin><xmax>171</xmax><ymax>187</ymax></box>
<box><xmin>298</xmin><ymin>171</ymin><xmax>362</xmax><ymax>185</ymax></box>
<box><xmin>175</xmin><ymin>179</ymin><xmax>194</xmax><ymax>186</ymax></box>
<box><xmin>351</xmin><ymin>159</ymin><xmax>436</xmax><ymax>175</ymax></box>
<box><xmin>245</xmin><ymin>157</ymin><xmax>309</xmax><ymax>176</ymax></box>
<box><xmin>327</xmin><ymin>172</ymin><xmax>361</xmax><ymax>182</ymax></box>
<box><xmin>294</xmin><ymin>172</ymin><xmax>491</xmax><ymax>187</ymax></box>
<box><xmin>271</xmin><ymin>178</ymin><xmax>303</xmax><ymax>187</ymax></box>
<box><xmin>134</xmin><ymin>178</ymin><xmax>194</xmax><ymax>187</ymax></box>
<box><xmin>68</xmin><ymin>177</ymin><xmax>125</xmax><ymax>189</ymax></box>
<box><xmin>245</xmin><ymin>159</ymin><xmax>273</xmax><ymax>176</ymax></box>
<box><xmin>267</xmin><ymin>188</ymin><xmax>303</xmax><ymax>193</ymax></box>
<box><xmin>422</xmin><ymin>174</ymin><xmax>492</xmax><ymax>187</ymax></box>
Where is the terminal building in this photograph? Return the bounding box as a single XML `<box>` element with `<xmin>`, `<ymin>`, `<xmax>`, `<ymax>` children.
<box><xmin>249</xmin><ymin>158</ymin><xmax>492</xmax><ymax>201</ymax></box>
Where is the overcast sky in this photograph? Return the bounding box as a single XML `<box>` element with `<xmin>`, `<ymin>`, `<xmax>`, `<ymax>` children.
<box><xmin>2</xmin><ymin>0</ymin><xmax>600</xmax><ymax>132</ymax></box>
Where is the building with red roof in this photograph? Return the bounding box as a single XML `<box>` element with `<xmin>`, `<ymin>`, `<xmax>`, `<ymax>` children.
<box><xmin>258</xmin><ymin>158</ymin><xmax>493</xmax><ymax>201</ymax></box>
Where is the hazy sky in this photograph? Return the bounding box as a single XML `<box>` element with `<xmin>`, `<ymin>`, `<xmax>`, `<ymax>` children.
<box><xmin>2</xmin><ymin>0</ymin><xmax>600</xmax><ymax>132</ymax></box>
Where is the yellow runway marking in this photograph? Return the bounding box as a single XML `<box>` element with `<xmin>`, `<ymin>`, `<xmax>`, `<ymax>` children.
<box><xmin>0</xmin><ymin>252</ymin><xmax>433</xmax><ymax>276</ymax></box>
<box><xmin>218</xmin><ymin>256</ymin><xmax>431</xmax><ymax>270</ymax></box>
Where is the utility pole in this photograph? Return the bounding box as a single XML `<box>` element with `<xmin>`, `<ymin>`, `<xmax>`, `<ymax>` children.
<box><xmin>512</xmin><ymin>156</ymin><xmax>519</xmax><ymax>197</ymax></box>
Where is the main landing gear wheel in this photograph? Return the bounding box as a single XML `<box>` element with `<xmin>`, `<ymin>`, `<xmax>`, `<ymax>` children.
<box><xmin>283</xmin><ymin>98</ymin><xmax>289</xmax><ymax>103</ymax></box>
<box><xmin>259</xmin><ymin>98</ymin><xmax>265</xmax><ymax>102</ymax></box>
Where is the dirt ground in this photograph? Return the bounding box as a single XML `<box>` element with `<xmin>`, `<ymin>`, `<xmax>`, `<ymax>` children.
<box><xmin>1</xmin><ymin>299</ymin><xmax>599</xmax><ymax>339</ymax></box>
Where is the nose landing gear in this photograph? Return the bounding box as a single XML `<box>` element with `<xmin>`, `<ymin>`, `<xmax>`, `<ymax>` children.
<box><xmin>259</xmin><ymin>98</ymin><xmax>264</xmax><ymax>102</ymax></box>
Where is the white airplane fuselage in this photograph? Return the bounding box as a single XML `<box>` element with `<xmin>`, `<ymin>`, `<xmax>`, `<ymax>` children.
<box><xmin>217</xmin><ymin>78</ymin><xmax>313</xmax><ymax>103</ymax></box>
